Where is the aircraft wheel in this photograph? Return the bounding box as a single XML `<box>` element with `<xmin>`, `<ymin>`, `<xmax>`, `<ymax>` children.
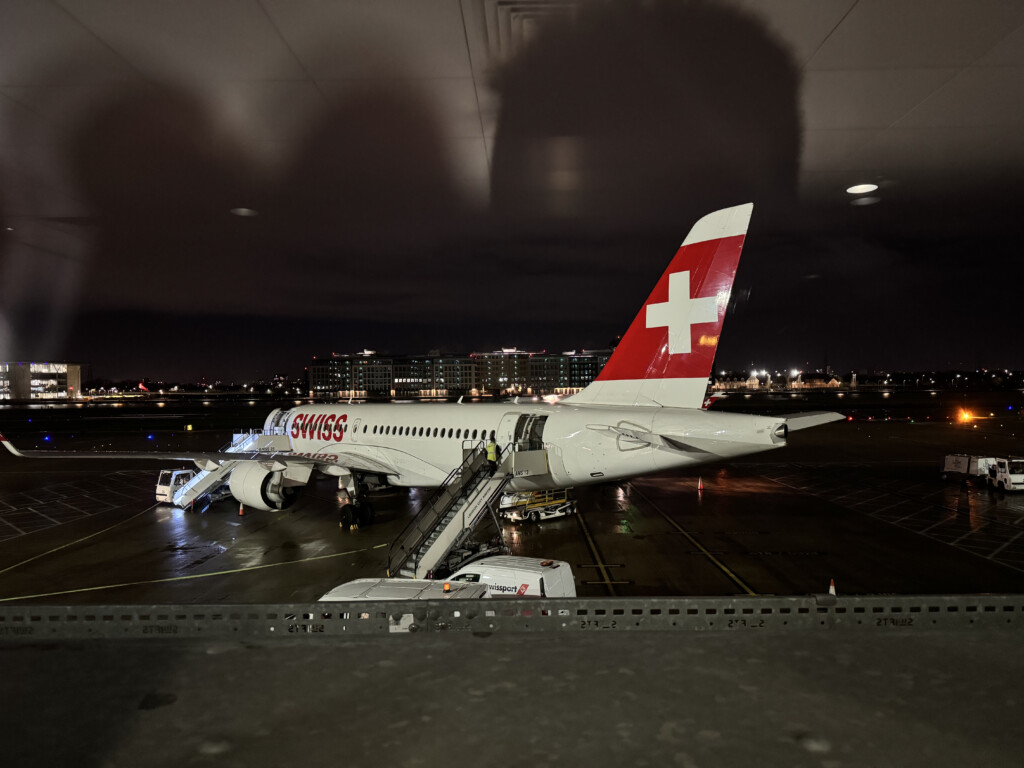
<box><xmin>529</xmin><ymin>511</ymin><xmax>540</xmax><ymax>523</ymax></box>
<box><xmin>340</xmin><ymin>506</ymin><xmax>355</xmax><ymax>528</ymax></box>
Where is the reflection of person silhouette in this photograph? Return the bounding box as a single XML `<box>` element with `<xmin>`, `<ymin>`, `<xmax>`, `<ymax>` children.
<box><xmin>486</xmin><ymin>436</ymin><xmax>499</xmax><ymax>475</ymax></box>
<box><xmin>489</xmin><ymin>0</ymin><xmax>800</xmax><ymax>233</ymax></box>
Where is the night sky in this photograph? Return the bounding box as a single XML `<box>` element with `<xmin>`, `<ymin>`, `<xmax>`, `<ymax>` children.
<box><xmin>3</xmin><ymin>1</ymin><xmax>1023</xmax><ymax>382</ymax></box>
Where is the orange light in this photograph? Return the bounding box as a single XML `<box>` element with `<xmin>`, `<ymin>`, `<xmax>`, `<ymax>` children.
<box><xmin>958</xmin><ymin>409</ymin><xmax>974</xmax><ymax>423</ymax></box>
<box><xmin>443</xmin><ymin>582</ymin><xmax>451</xmax><ymax>592</ymax></box>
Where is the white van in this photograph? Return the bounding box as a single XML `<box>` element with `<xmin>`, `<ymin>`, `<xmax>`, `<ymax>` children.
<box><xmin>447</xmin><ymin>556</ymin><xmax>576</xmax><ymax>598</ymax></box>
<box><xmin>319</xmin><ymin>578</ymin><xmax>489</xmax><ymax>601</ymax></box>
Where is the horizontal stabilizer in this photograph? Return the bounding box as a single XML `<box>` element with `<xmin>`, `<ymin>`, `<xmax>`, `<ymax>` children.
<box><xmin>781</xmin><ymin>412</ymin><xmax>845</xmax><ymax>431</ymax></box>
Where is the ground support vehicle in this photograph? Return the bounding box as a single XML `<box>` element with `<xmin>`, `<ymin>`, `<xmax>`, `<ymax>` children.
<box><xmin>447</xmin><ymin>556</ymin><xmax>576</xmax><ymax>598</ymax></box>
<box><xmin>987</xmin><ymin>457</ymin><xmax>1024</xmax><ymax>491</ymax></box>
<box><xmin>499</xmin><ymin>489</ymin><xmax>576</xmax><ymax>522</ymax></box>
<box><xmin>318</xmin><ymin>579</ymin><xmax>489</xmax><ymax>601</ymax></box>
<box><xmin>941</xmin><ymin>454</ymin><xmax>996</xmax><ymax>482</ymax></box>
<box><xmin>155</xmin><ymin>469</ymin><xmax>230</xmax><ymax>512</ymax></box>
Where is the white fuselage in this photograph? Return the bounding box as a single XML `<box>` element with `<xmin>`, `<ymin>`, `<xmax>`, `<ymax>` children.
<box><xmin>280</xmin><ymin>401</ymin><xmax>787</xmax><ymax>491</ymax></box>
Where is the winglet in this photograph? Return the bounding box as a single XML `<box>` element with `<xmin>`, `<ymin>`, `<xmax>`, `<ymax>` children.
<box><xmin>0</xmin><ymin>433</ymin><xmax>26</xmax><ymax>458</ymax></box>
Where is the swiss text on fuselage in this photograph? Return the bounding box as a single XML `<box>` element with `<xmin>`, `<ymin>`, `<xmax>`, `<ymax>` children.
<box><xmin>291</xmin><ymin>412</ymin><xmax>347</xmax><ymax>442</ymax></box>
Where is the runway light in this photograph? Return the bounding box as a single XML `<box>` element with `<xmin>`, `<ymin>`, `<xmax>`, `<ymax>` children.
<box><xmin>846</xmin><ymin>183</ymin><xmax>878</xmax><ymax>194</ymax></box>
<box><xmin>230</xmin><ymin>207</ymin><xmax>258</xmax><ymax>217</ymax></box>
<box><xmin>958</xmin><ymin>409</ymin><xmax>974</xmax><ymax>423</ymax></box>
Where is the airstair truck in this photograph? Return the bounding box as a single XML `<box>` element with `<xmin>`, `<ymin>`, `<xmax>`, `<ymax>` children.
<box><xmin>155</xmin><ymin>468</ymin><xmax>231</xmax><ymax>510</ymax></box>
<box><xmin>987</xmin><ymin>457</ymin><xmax>1024</xmax><ymax>491</ymax></box>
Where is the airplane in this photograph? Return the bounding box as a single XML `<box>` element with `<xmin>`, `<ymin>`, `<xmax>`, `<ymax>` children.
<box><xmin>1</xmin><ymin>203</ymin><xmax>842</xmax><ymax>517</ymax></box>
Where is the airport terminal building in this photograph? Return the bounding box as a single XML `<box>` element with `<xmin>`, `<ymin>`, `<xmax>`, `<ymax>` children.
<box><xmin>0</xmin><ymin>362</ymin><xmax>82</xmax><ymax>400</ymax></box>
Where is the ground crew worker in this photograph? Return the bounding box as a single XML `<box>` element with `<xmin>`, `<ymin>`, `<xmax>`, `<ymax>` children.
<box><xmin>486</xmin><ymin>436</ymin><xmax>499</xmax><ymax>474</ymax></box>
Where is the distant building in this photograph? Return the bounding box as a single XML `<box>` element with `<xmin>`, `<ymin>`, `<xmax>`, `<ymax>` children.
<box><xmin>308</xmin><ymin>351</ymin><xmax>393</xmax><ymax>399</ymax></box>
<box><xmin>530</xmin><ymin>350</ymin><xmax>612</xmax><ymax>395</ymax></box>
<box><xmin>0</xmin><ymin>362</ymin><xmax>82</xmax><ymax>400</ymax></box>
<box><xmin>789</xmin><ymin>373</ymin><xmax>842</xmax><ymax>389</ymax></box>
<box><xmin>307</xmin><ymin>347</ymin><xmax>612</xmax><ymax>399</ymax></box>
<box><xmin>474</xmin><ymin>348</ymin><xmax>535</xmax><ymax>395</ymax></box>
<box><xmin>432</xmin><ymin>355</ymin><xmax>478</xmax><ymax>397</ymax></box>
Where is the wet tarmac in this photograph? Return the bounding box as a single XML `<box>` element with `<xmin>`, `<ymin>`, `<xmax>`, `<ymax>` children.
<box><xmin>1</xmin><ymin>395</ymin><xmax>1023</xmax><ymax>604</ymax></box>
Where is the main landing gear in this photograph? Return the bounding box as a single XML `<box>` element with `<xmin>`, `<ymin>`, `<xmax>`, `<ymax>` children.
<box><xmin>337</xmin><ymin>475</ymin><xmax>377</xmax><ymax>530</ymax></box>
<box><xmin>340</xmin><ymin>498</ymin><xmax>376</xmax><ymax>529</ymax></box>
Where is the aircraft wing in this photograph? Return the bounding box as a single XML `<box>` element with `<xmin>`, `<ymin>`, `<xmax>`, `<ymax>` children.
<box><xmin>780</xmin><ymin>411</ymin><xmax>846</xmax><ymax>431</ymax></box>
<box><xmin>0</xmin><ymin>433</ymin><xmax>395</xmax><ymax>475</ymax></box>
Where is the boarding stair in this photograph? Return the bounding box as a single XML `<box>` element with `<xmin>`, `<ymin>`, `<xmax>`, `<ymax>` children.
<box><xmin>387</xmin><ymin>442</ymin><xmax>550</xmax><ymax>579</ymax></box>
<box><xmin>172</xmin><ymin>429</ymin><xmax>290</xmax><ymax>508</ymax></box>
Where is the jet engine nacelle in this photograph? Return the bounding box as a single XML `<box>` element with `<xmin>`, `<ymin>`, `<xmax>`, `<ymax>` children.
<box><xmin>229</xmin><ymin>462</ymin><xmax>299</xmax><ymax>511</ymax></box>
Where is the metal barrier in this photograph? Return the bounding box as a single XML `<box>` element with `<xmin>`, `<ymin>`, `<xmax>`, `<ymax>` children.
<box><xmin>2</xmin><ymin>594</ymin><xmax>1022</xmax><ymax>640</ymax></box>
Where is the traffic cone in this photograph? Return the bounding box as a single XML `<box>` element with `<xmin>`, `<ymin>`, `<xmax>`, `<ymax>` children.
<box><xmin>828</xmin><ymin>579</ymin><xmax>836</xmax><ymax>596</ymax></box>
<box><xmin>697</xmin><ymin>476</ymin><xmax>704</xmax><ymax>491</ymax></box>
<box><xmin>238</xmin><ymin>503</ymin><xmax>245</xmax><ymax>517</ymax></box>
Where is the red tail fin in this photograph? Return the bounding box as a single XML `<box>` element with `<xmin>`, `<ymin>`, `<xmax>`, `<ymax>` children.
<box><xmin>568</xmin><ymin>204</ymin><xmax>752</xmax><ymax>408</ymax></box>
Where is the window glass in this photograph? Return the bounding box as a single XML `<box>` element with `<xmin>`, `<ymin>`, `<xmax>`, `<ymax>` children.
<box><xmin>456</xmin><ymin>429</ymin><xmax>462</xmax><ymax>439</ymax></box>
<box><xmin>472</xmin><ymin>429</ymin><xmax>478</xmax><ymax>439</ymax></box>
<box><xmin>448</xmin><ymin>428</ymin><xmax>454</xmax><ymax>438</ymax></box>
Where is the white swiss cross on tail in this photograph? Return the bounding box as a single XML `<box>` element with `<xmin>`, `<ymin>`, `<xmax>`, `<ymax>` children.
<box><xmin>645</xmin><ymin>270</ymin><xmax>719</xmax><ymax>355</ymax></box>
<box><xmin>566</xmin><ymin>203</ymin><xmax>753</xmax><ymax>409</ymax></box>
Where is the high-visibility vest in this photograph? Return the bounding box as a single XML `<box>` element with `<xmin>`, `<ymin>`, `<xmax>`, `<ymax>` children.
<box><xmin>486</xmin><ymin>442</ymin><xmax>498</xmax><ymax>462</ymax></box>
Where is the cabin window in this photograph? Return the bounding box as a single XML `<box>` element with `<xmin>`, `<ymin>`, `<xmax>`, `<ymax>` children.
<box><xmin>456</xmin><ymin>429</ymin><xmax>462</xmax><ymax>439</ymax></box>
<box><xmin>418</xmin><ymin>427</ymin><xmax>424</xmax><ymax>437</ymax></box>
<box><xmin>448</xmin><ymin>428</ymin><xmax>454</xmax><ymax>438</ymax></box>
<box><xmin>363</xmin><ymin>425</ymin><xmax>368</xmax><ymax>433</ymax></box>
<box><xmin>472</xmin><ymin>429</ymin><xmax>478</xmax><ymax>439</ymax></box>
<box><xmin>386</xmin><ymin>426</ymin><xmax>392</xmax><ymax>435</ymax></box>
<box><xmin>372</xmin><ymin>425</ymin><xmax>378</xmax><ymax>434</ymax></box>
